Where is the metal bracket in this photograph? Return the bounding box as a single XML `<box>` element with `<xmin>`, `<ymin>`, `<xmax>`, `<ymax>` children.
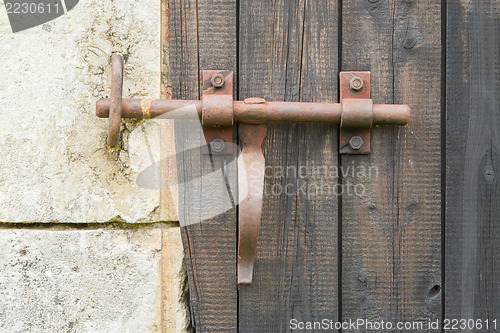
<box><xmin>201</xmin><ymin>70</ymin><xmax>234</xmax><ymax>155</ymax></box>
<box><xmin>340</xmin><ymin>72</ymin><xmax>372</xmax><ymax>154</ymax></box>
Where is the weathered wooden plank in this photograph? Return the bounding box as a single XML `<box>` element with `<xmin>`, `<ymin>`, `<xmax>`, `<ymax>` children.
<box><xmin>169</xmin><ymin>0</ymin><xmax>199</xmax><ymax>101</ymax></box>
<box><xmin>238</xmin><ymin>1</ymin><xmax>339</xmax><ymax>331</ymax></box>
<box><xmin>160</xmin><ymin>0</ymin><xmax>179</xmax><ymax>222</ymax></box>
<box><xmin>446</xmin><ymin>1</ymin><xmax>500</xmax><ymax>325</ymax></box>
<box><xmin>169</xmin><ymin>0</ymin><xmax>238</xmax><ymax>331</ymax></box>
<box><xmin>342</xmin><ymin>0</ymin><xmax>442</xmax><ymax>328</ymax></box>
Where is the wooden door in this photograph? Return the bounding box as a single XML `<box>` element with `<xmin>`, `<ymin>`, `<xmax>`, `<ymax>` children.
<box><xmin>167</xmin><ymin>0</ymin><xmax>499</xmax><ymax>332</ymax></box>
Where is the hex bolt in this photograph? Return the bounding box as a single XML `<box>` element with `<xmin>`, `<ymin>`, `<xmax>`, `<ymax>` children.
<box><xmin>210</xmin><ymin>74</ymin><xmax>225</xmax><ymax>88</ymax></box>
<box><xmin>349</xmin><ymin>136</ymin><xmax>364</xmax><ymax>150</ymax></box>
<box><xmin>349</xmin><ymin>77</ymin><xmax>364</xmax><ymax>91</ymax></box>
<box><xmin>210</xmin><ymin>138</ymin><xmax>225</xmax><ymax>153</ymax></box>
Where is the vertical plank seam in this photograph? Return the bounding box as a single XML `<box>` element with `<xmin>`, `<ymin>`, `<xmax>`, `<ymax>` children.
<box><xmin>192</xmin><ymin>2</ymin><xmax>203</xmax><ymax>328</ymax></box>
<box><xmin>337</xmin><ymin>0</ymin><xmax>343</xmax><ymax>329</ymax></box>
<box><xmin>285</xmin><ymin>1</ymin><xmax>308</xmax><ymax>323</ymax></box>
<box><xmin>390</xmin><ymin>0</ymin><xmax>399</xmax><ymax>321</ymax></box>
<box><xmin>160</xmin><ymin>0</ymin><xmax>165</xmax><ymax>328</ymax></box>
<box><xmin>195</xmin><ymin>0</ymin><xmax>201</xmax><ymax>99</ymax></box>
<box><xmin>236</xmin><ymin>0</ymin><xmax>240</xmax><ymax>102</ymax></box>
<box><xmin>235</xmin><ymin>0</ymin><xmax>240</xmax><ymax>329</ymax></box>
<box><xmin>284</xmin><ymin>1</ymin><xmax>302</xmax><ymax>322</ymax></box>
<box><xmin>161</xmin><ymin>230</ymin><xmax>165</xmax><ymax>332</ymax></box>
<box><xmin>441</xmin><ymin>0</ymin><xmax>447</xmax><ymax>330</ymax></box>
<box><xmin>283</xmin><ymin>1</ymin><xmax>292</xmax><ymax>101</ymax></box>
<box><xmin>298</xmin><ymin>0</ymin><xmax>307</xmax><ymax>102</ymax></box>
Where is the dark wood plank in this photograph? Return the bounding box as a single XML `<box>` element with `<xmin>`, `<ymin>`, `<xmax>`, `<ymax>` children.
<box><xmin>238</xmin><ymin>1</ymin><xmax>339</xmax><ymax>331</ymax></box>
<box><xmin>169</xmin><ymin>0</ymin><xmax>199</xmax><ymax>100</ymax></box>
<box><xmin>446</xmin><ymin>1</ymin><xmax>500</xmax><ymax>325</ymax></box>
<box><xmin>169</xmin><ymin>0</ymin><xmax>238</xmax><ymax>331</ymax></box>
<box><xmin>342</xmin><ymin>0</ymin><xmax>442</xmax><ymax>327</ymax></box>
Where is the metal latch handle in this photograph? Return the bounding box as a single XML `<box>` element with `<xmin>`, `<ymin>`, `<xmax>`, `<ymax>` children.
<box><xmin>97</xmin><ymin>99</ymin><xmax>409</xmax><ymax>126</ymax></box>
<box><xmin>97</xmin><ymin>60</ymin><xmax>410</xmax><ymax>150</ymax></box>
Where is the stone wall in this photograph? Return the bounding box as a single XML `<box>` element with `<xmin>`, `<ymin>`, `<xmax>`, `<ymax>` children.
<box><xmin>0</xmin><ymin>0</ymin><xmax>161</xmax><ymax>223</ymax></box>
<box><xmin>0</xmin><ymin>0</ymin><xmax>188</xmax><ymax>331</ymax></box>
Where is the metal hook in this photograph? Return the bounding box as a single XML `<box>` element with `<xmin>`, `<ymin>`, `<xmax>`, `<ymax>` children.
<box><xmin>237</xmin><ymin>124</ymin><xmax>266</xmax><ymax>284</ymax></box>
<box><xmin>107</xmin><ymin>53</ymin><xmax>123</xmax><ymax>147</ymax></box>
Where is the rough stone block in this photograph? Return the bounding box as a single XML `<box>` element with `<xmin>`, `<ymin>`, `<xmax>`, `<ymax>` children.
<box><xmin>0</xmin><ymin>0</ymin><xmax>162</xmax><ymax>222</ymax></box>
<box><xmin>0</xmin><ymin>226</ymin><xmax>165</xmax><ymax>332</ymax></box>
<box><xmin>162</xmin><ymin>227</ymin><xmax>190</xmax><ymax>332</ymax></box>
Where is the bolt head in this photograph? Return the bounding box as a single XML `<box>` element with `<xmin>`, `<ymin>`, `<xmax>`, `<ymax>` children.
<box><xmin>403</xmin><ymin>36</ymin><xmax>417</xmax><ymax>49</ymax></box>
<box><xmin>210</xmin><ymin>138</ymin><xmax>225</xmax><ymax>153</ymax></box>
<box><xmin>349</xmin><ymin>77</ymin><xmax>364</xmax><ymax>91</ymax></box>
<box><xmin>349</xmin><ymin>136</ymin><xmax>364</xmax><ymax>150</ymax></box>
<box><xmin>210</xmin><ymin>74</ymin><xmax>225</xmax><ymax>88</ymax></box>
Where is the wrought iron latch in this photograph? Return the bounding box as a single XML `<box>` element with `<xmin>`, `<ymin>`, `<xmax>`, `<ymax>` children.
<box><xmin>96</xmin><ymin>54</ymin><xmax>410</xmax><ymax>284</ymax></box>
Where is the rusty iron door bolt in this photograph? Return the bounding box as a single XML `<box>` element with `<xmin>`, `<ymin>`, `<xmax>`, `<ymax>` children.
<box><xmin>96</xmin><ymin>53</ymin><xmax>411</xmax><ymax>284</ymax></box>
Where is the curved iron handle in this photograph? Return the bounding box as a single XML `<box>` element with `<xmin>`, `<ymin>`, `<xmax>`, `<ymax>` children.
<box><xmin>238</xmin><ymin>124</ymin><xmax>267</xmax><ymax>284</ymax></box>
<box><xmin>107</xmin><ymin>53</ymin><xmax>123</xmax><ymax>147</ymax></box>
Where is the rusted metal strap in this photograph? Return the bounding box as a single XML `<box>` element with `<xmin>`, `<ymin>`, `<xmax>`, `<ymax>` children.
<box><xmin>201</xmin><ymin>70</ymin><xmax>234</xmax><ymax>155</ymax></box>
<box><xmin>339</xmin><ymin>72</ymin><xmax>372</xmax><ymax>154</ymax></box>
<box><xmin>237</xmin><ymin>124</ymin><xmax>266</xmax><ymax>284</ymax></box>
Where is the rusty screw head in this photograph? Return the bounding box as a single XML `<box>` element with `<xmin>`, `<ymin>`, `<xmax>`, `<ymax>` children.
<box><xmin>349</xmin><ymin>136</ymin><xmax>364</xmax><ymax>150</ymax></box>
<box><xmin>210</xmin><ymin>138</ymin><xmax>225</xmax><ymax>153</ymax></box>
<box><xmin>349</xmin><ymin>77</ymin><xmax>364</xmax><ymax>91</ymax></box>
<box><xmin>210</xmin><ymin>74</ymin><xmax>225</xmax><ymax>88</ymax></box>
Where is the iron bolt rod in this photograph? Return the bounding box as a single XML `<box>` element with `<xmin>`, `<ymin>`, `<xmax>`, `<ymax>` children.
<box><xmin>96</xmin><ymin>98</ymin><xmax>410</xmax><ymax>126</ymax></box>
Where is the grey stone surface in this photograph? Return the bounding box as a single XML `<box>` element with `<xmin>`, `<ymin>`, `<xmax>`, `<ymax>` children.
<box><xmin>0</xmin><ymin>0</ymin><xmax>162</xmax><ymax>222</ymax></box>
<box><xmin>0</xmin><ymin>227</ymin><xmax>163</xmax><ymax>333</ymax></box>
<box><xmin>0</xmin><ymin>2</ymin><xmax>190</xmax><ymax>332</ymax></box>
<box><xmin>162</xmin><ymin>227</ymin><xmax>191</xmax><ymax>332</ymax></box>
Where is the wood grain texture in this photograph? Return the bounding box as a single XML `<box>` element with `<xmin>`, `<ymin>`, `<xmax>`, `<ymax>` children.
<box><xmin>160</xmin><ymin>0</ymin><xmax>179</xmax><ymax>222</ymax></box>
<box><xmin>341</xmin><ymin>0</ymin><xmax>442</xmax><ymax>328</ymax></box>
<box><xmin>238</xmin><ymin>1</ymin><xmax>339</xmax><ymax>331</ymax></box>
<box><xmin>169</xmin><ymin>0</ymin><xmax>238</xmax><ymax>331</ymax></box>
<box><xmin>446</xmin><ymin>1</ymin><xmax>500</xmax><ymax>325</ymax></box>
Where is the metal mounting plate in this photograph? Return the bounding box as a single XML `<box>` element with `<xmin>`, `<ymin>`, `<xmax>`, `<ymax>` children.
<box><xmin>202</xmin><ymin>70</ymin><xmax>234</xmax><ymax>155</ymax></box>
<box><xmin>339</xmin><ymin>71</ymin><xmax>371</xmax><ymax>154</ymax></box>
